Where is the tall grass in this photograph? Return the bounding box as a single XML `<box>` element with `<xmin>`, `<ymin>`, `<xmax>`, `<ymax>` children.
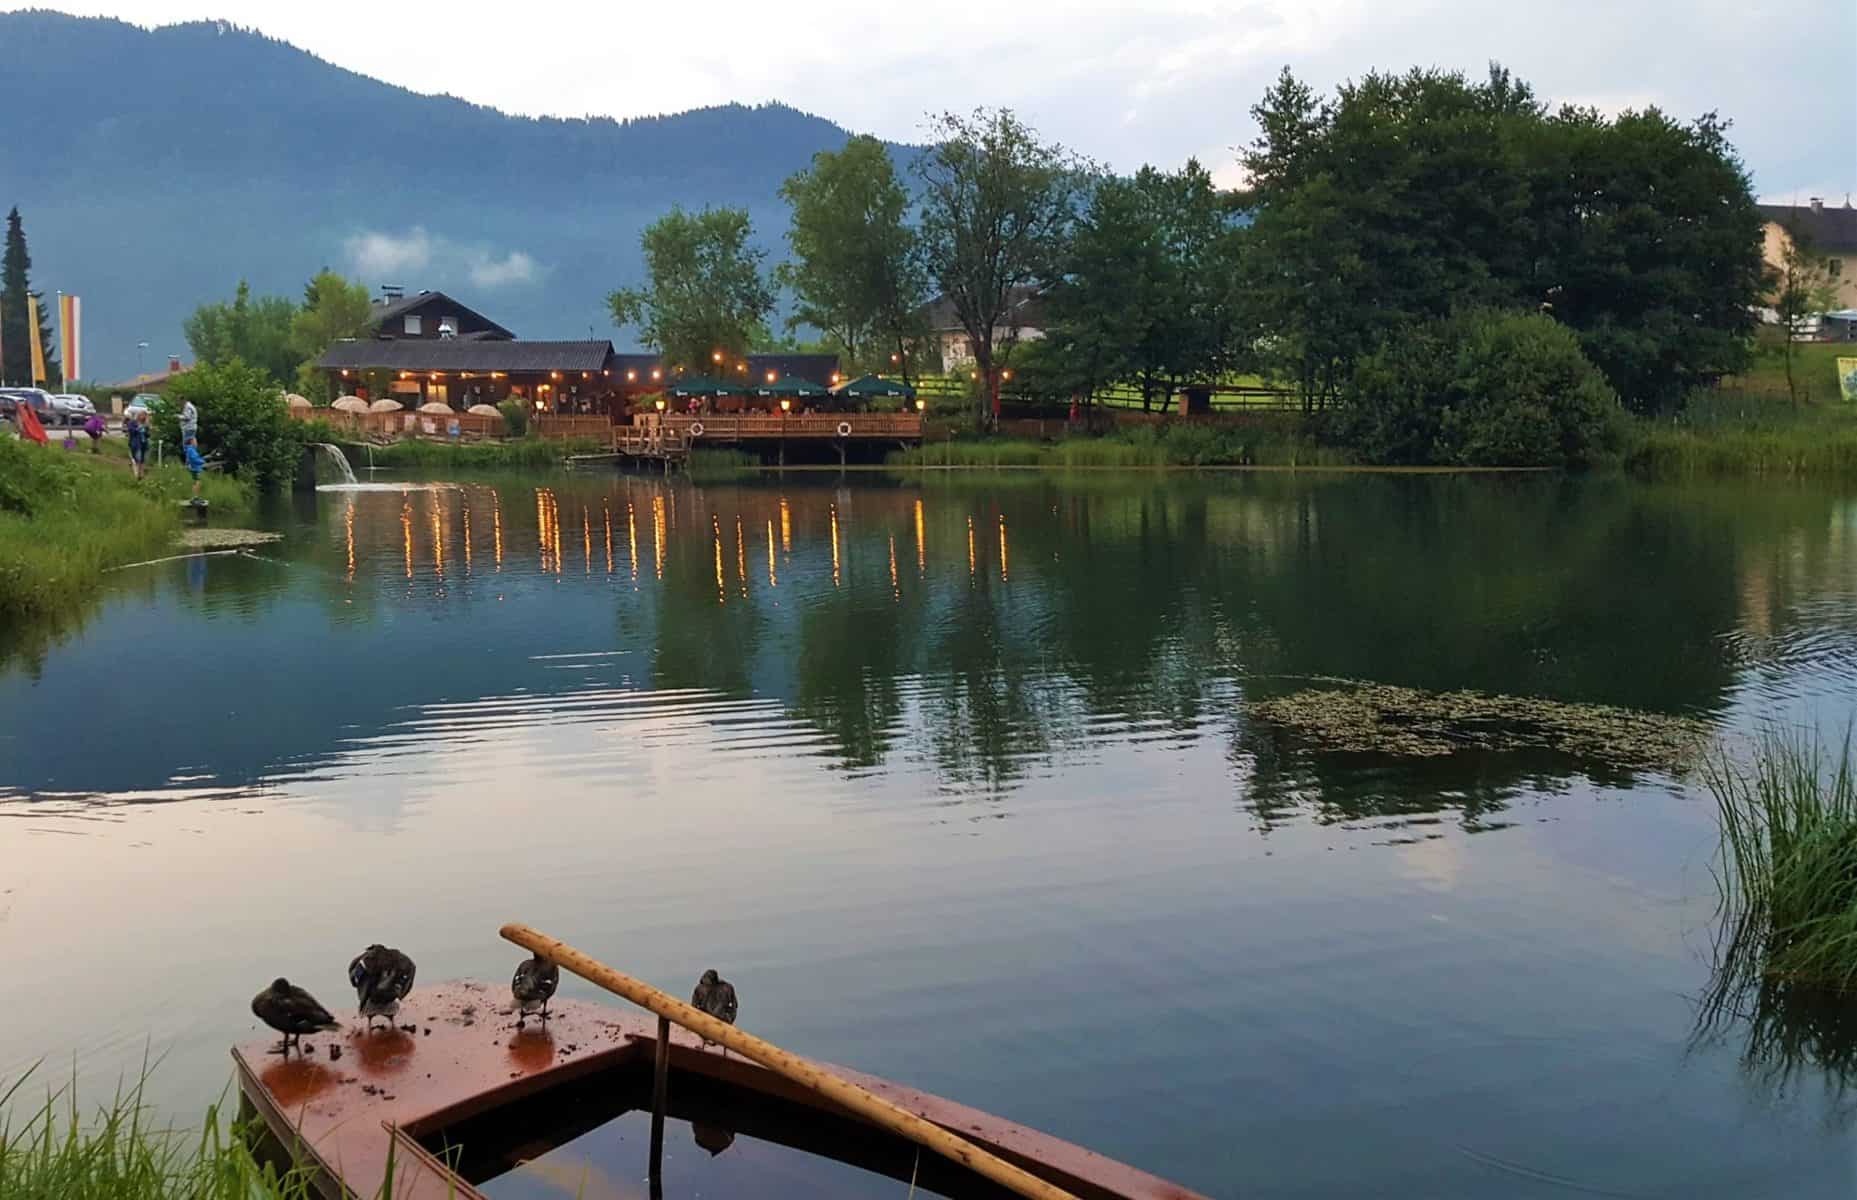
<box><xmin>1627</xmin><ymin>424</ymin><xmax>1857</xmax><ymax>478</ymax></box>
<box><xmin>889</xmin><ymin>425</ymin><xmax>1350</xmax><ymax>469</ymax></box>
<box><xmin>0</xmin><ymin>437</ymin><xmax>245</xmax><ymax>624</ymax></box>
<box><xmin>1709</xmin><ymin>730</ymin><xmax>1857</xmax><ymax>990</ymax></box>
<box><xmin>0</xmin><ymin>1067</ymin><xmax>319</xmax><ymax>1199</ymax></box>
<box><xmin>685</xmin><ymin>447</ymin><xmax>760</xmax><ymax>480</ymax></box>
<box><xmin>346</xmin><ymin>436</ymin><xmax>603</xmax><ymax>469</ymax></box>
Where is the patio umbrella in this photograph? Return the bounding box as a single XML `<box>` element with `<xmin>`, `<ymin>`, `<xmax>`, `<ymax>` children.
<box><xmin>368</xmin><ymin>398</ymin><xmax>404</xmax><ymax>413</ymax></box>
<box><xmin>332</xmin><ymin>396</ymin><xmax>368</xmax><ymax>413</ymax></box>
<box><xmin>831</xmin><ymin>374</ymin><xmax>916</xmax><ymax>400</ymax></box>
<box><xmin>752</xmin><ymin>376</ymin><xmax>827</xmax><ymax>399</ymax></box>
<box><xmin>668</xmin><ymin>375</ymin><xmax>745</xmax><ymax>398</ymax></box>
<box><xmin>283</xmin><ymin>393</ymin><xmax>311</xmax><ymax>409</ymax></box>
<box><xmin>417</xmin><ymin>401</ymin><xmax>454</xmax><ymax>415</ymax></box>
<box><xmin>466</xmin><ymin>403</ymin><xmax>502</xmax><ymax>417</ymax></box>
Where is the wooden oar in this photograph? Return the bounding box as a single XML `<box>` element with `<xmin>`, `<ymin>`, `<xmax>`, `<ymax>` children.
<box><xmin>499</xmin><ymin>923</ymin><xmax>1079</xmax><ymax>1200</ymax></box>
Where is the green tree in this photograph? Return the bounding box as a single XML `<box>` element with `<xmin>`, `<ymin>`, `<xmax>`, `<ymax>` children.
<box><xmin>1046</xmin><ymin>161</ymin><xmax>1241</xmax><ymax>410</ymax></box>
<box><xmin>1240</xmin><ymin>66</ymin><xmax>1538</xmax><ymax>411</ymax></box>
<box><xmin>608</xmin><ymin>206</ymin><xmax>774</xmax><ymax>370</ymax></box>
<box><xmin>155</xmin><ymin>358</ymin><xmax>301</xmax><ymax>490</ymax></box>
<box><xmin>290</xmin><ymin>269</ymin><xmax>373</xmax><ymax>395</ymax></box>
<box><xmin>778</xmin><ymin>135</ymin><xmax>926</xmax><ymax>378</ymax></box>
<box><xmin>1765</xmin><ymin>222</ymin><xmax>1838</xmax><ymax>408</ymax></box>
<box><xmin>1</xmin><ymin>208</ymin><xmax>61</xmax><ymax>388</ymax></box>
<box><xmin>1343</xmin><ymin>308</ymin><xmax>1623</xmax><ymax>467</ymax></box>
<box><xmin>915</xmin><ymin>108</ymin><xmax>1084</xmax><ymax>425</ymax></box>
<box><xmin>184</xmin><ymin>280</ymin><xmax>299</xmax><ymax>384</ymax></box>
<box><xmin>1526</xmin><ymin>107</ymin><xmax>1765</xmax><ymax>413</ymax></box>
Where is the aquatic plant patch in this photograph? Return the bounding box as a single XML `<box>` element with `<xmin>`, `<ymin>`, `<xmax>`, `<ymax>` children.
<box><xmin>1243</xmin><ymin>681</ymin><xmax>1710</xmax><ymax>770</ymax></box>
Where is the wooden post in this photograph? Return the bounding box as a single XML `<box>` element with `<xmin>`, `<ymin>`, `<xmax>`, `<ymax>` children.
<box><xmin>499</xmin><ymin>924</ymin><xmax>1079</xmax><ymax>1200</ymax></box>
<box><xmin>649</xmin><ymin>1013</ymin><xmax>670</xmax><ymax>1192</ymax></box>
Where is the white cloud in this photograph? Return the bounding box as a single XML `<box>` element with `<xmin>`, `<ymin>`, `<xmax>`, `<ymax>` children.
<box><xmin>343</xmin><ymin>227</ymin><xmax>541</xmax><ymax>291</ymax></box>
<box><xmin>468</xmin><ymin>250</ymin><xmax>538</xmax><ymax>289</ymax></box>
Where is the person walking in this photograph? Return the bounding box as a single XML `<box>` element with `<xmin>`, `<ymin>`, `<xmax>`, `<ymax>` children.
<box><xmin>83</xmin><ymin>412</ymin><xmax>104</xmax><ymax>453</ymax></box>
<box><xmin>178</xmin><ymin>397</ymin><xmax>203</xmax><ymax>502</ymax></box>
<box><xmin>126</xmin><ymin>410</ymin><xmax>150</xmax><ymax>479</ymax></box>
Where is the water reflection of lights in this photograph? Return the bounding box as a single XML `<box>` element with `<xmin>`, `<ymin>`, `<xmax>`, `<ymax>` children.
<box><xmin>999</xmin><ymin>514</ymin><xmax>1008</xmax><ymax>583</ymax></box>
<box><xmin>603</xmin><ymin>503</ymin><xmax>613</xmax><ymax>575</ymax></box>
<box><xmin>888</xmin><ymin>535</ymin><xmax>899</xmax><ymax>601</ymax></box>
<box><xmin>780</xmin><ymin>497</ymin><xmax>792</xmax><ymax>553</ymax></box>
<box><xmin>430</xmin><ymin>494</ymin><xmax>444</xmax><ymax>578</ymax></box>
<box><xmin>462</xmin><ymin>505</ymin><xmax>472</xmax><ymax>572</ymax></box>
<box><xmin>535</xmin><ymin>490</ymin><xmax>549</xmax><ymax>573</ymax></box>
<box><xmin>491</xmin><ymin>488</ymin><xmax>503</xmax><ymax>570</ymax></box>
<box><xmin>766</xmin><ymin>518</ymin><xmax>777</xmax><ymax>588</ymax></box>
<box><xmin>735</xmin><ymin>516</ymin><xmax>747</xmax><ymax>598</ymax></box>
<box><xmin>967</xmin><ymin>515</ymin><xmax>976</xmax><ymax>583</ymax></box>
<box><xmin>582</xmin><ymin>508</ymin><xmax>592</xmax><ymax>575</ymax></box>
<box><xmin>830</xmin><ymin>504</ymin><xmax>841</xmax><ymax>588</ymax></box>
<box><xmin>914</xmin><ymin>498</ymin><xmax>925</xmax><ymax>575</ymax></box>
<box><xmin>712</xmin><ymin>514</ymin><xmax>726</xmax><ymax>603</ymax></box>
<box><xmin>401</xmin><ymin>499</ymin><xmax>414</xmax><ymax>580</ymax></box>
<box><xmin>628</xmin><ymin>501</ymin><xmax>639</xmax><ymax>583</ymax></box>
<box><xmin>344</xmin><ymin>501</ymin><xmax>356</xmax><ymax>582</ymax></box>
<box><xmin>652</xmin><ymin>495</ymin><xmax>666</xmax><ymax>581</ymax></box>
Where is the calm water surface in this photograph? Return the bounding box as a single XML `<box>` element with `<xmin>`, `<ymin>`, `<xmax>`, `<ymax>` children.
<box><xmin>4</xmin><ymin>471</ymin><xmax>1857</xmax><ymax>1198</ymax></box>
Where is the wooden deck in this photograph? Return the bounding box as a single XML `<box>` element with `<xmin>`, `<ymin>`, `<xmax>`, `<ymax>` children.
<box><xmin>659</xmin><ymin>412</ymin><xmax>922</xmax><ymax>443</ymax></box>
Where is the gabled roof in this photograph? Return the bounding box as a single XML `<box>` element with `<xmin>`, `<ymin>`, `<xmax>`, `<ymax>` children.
<box><xmin>1759</xmin><ymin>203</ymin><xmax>1857</xmax><ymax>253</ymax></box>
<box><xmin>316</xmin><ymin>340</ymin><xmax>616</xmax><ymax>373</ymax></box>
<box><xmin>918</xmin><ymin>287</ymin><xmax>1047</xmax><ymax>333</ymax></box>
<box><xmin>368</xmin><ymin>290</ymin><xmax>516</xmax><ymax>340</ymax></box>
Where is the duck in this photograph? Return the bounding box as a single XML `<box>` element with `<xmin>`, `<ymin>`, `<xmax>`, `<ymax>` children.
<box><xmin>349</xmin><ymin>944</ymin><xmax>416</xmax><ymax>1030</ymax></box>
<box><xmin>691</xmin><ymin>968</ymin><xmax>738</xmax><ymax>1053</ymax></box>
<box><xmin>511</xmin><ymin>953</ymin><xmax>559</xmax><ymax>1029</ymax></box>
<box><xmin>252</xmin><ymin>978</ymin><xmax>339</xmax><ymax>1054</ymax></box>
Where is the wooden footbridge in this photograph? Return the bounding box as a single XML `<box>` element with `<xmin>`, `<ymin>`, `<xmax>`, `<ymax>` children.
<box><xmin>592</xmin><ymin>412</ymin><xmax>924</xmax><ymax>470</ymax></box>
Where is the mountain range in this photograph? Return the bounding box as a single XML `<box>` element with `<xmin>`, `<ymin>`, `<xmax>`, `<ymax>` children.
<box><xmin>1</xmin><ymin>10</ymin><xmax>911</xmax><ymax>382</ymax></box>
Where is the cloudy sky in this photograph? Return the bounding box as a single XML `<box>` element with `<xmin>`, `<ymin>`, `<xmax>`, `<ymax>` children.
<box><xmin>20</xmin><ymin>0</ymin><xmax>1857</xmax><ymax>199</ymax></box>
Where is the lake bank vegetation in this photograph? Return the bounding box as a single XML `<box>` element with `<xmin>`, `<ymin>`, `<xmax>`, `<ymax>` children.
<box><xmin>0</xmin><ymin>1069</ymin><xmax>317</xmax><ymax>1200</ymax></box>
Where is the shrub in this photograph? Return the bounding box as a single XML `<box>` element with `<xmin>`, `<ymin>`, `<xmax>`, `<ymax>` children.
<box><xmin>155</xmin><ymin>358</ymin><xmax>302</xmax><ymax>491</ymax></box>
<box><xmin>496</xmin><ymin>398</ymin><xmax>531</xmax><ymax>437</ymax></box>
<box><xmin>1344</xmin><ymin>309</ymin><xmax>1624</xmax><ymax>468</ymax></box>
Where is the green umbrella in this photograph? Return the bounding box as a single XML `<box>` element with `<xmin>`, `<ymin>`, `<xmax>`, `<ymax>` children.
<box><xmin>668</xmin><ymin>374</ymin><xmax>745</xmax><ymax>398</ymax></box>
<box><xmin>752</xmin><ymin>376</ymin><xmax>827</xmax><ymax>399</ymax></box>
<box><xmin>831</xmin><ymin>374</ymin><xmax>917</xmax><ymax>399</ymax></box>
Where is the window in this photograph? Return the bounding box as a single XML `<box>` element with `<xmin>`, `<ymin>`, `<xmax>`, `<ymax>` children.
<box><xmin>404</xmin><ymin>315</ymin><xmax>422</xmax><ymax>335</ymax></box>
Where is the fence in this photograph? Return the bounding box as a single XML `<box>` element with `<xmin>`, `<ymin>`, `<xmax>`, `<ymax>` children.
<box><xmin>534</xmin><ymin>414</ymin><xmax>614</xmax><ymax>440</ymax></box>
<box><xmin>911</xmin><ymin>374</ymin><xmax>1299</xmax><ymax>414</ymax></box>
<box><xmin>290</xmin><ymin>407</ymin><xmax>505</xmax><ymax>439</ymax></box>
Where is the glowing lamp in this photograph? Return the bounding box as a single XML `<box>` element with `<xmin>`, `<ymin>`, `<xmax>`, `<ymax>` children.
<box><xmin>779</xmin><ymin>398</ymin><xmax>791</xmax><ymax>413</ymax></box>
<box><xmin>766</xmin><ymin>370</ymin><xmax>777</xmax><ymax>383</ymax></box>
<box><xmin>654</xmin><ymin>398</ymin><xmax>666</xmax><ymax>412</ymax></box>
<box><xmin>650</xmin><ymin>368</ymin><xmax>662</xmax><ymax>381</ymax></box>
<box><xmin>915</xmin><ymin>398</ymin><xmax>926</xmax><ymax>411</ymax></box>
<box><xmin>712</xmin><ymin>351</ymin><xmax>723</xmax><ymax>364</ymax></box>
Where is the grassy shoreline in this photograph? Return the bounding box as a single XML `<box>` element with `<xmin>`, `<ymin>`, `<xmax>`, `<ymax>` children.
<box><xmin>0</xmin><ymin>438</ymin><xmax>248</xmax><ymax>665</ymax></box>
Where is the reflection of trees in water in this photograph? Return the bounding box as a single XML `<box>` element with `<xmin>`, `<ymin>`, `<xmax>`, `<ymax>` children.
<box><xmin>1693</xmin><ymin>913</ymin><xmax>1857</xmax><ymax>1124</ymax></box>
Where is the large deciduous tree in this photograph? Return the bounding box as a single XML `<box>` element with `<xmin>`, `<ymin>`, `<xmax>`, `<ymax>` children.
<box><xmin>608</xmin><ymin>206</ymin><xmax>774</xmax><ymax>370</ymax></box>
<box><xmin>184</xmin><ymin>279</ymin><xmax>299</xmax><ymax>384</ymax></box>
<box><xmin>778</xmin><ymin>135</ymin><xmax>926</xmax><ymax>378</ymax></box>
<box><xmin>2</xmin><ymin>208</ymin><xmax>60</xmax><ymax>387</ymax></box>
<box><xmin>290</xmin><ymin>269</ymin><xmax>375</xmax><ymax>396</ymax></box>
<box><xmin>916</xmin><ymin>108</ymin><xmax>1083</xmax><ymax>425</ymax></box>
<box><xmin>1767</xmin><ymin>221</ymin><xmax>1841</xmax><ymax>407</ymax></box>
<box><xmin>1045</xmin><ymin>160</ymin><xmax>1243</xmax><ymax>410</ymax></box>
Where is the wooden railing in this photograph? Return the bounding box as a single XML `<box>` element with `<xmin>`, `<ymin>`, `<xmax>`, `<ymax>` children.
<box><xmin>655</xmin><ymin>412</ymin><xmax>923</xmax><ymax>441</ymax></box>
<box><xmin>534</xmin><ymin>414</ymin><xmax>614</xmax><ymax>440</ymax></box>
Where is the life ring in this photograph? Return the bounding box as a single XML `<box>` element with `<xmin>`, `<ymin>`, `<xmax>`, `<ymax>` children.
<box><xmin>688</xmin><ymin>421</ymin><xmax>705</xmax><ymax>438</ymax></box>
<box><xmin>836</xmin><ymin>421</ymin><xmax>852</xmax><ymax>438</ymax></box>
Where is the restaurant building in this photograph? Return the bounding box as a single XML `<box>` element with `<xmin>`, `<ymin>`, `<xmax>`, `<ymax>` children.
<box><xmin>316</xmin><ymin>289</ymin><xmax>838</xmax><ymax>418</ymax></box>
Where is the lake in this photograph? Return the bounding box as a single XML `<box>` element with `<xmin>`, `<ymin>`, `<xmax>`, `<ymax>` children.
<box><xmin>3</xmin><ymin>469</ymin><xmax>1857</xmax><ymax>1198</ymax></box>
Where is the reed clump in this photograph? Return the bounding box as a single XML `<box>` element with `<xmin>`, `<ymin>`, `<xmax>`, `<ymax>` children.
<box><xmin>685</xmin><ymin>447</ymin><xmax>760</xmax><ymax>480</ymax></box>
<box><xmin>1709</xmin><ymin>731</ymin><xmax>1857</xmax><ymax>990</ymax></box>
<box><xmin>0</xmin><ymin>1068</ymin><xmax>319</xmax><ymax>1199</ymax></box>
<box><xmin>889</xmin><ymin>425</ymin><xmax>1348</xmax><ymax>469</ymax></box>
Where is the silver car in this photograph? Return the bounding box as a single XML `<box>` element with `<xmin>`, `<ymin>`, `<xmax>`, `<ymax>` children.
<box><xmin>50</xmin><ymin>393</ymin><xmax>97</xmax><ymax>424</ymax></box>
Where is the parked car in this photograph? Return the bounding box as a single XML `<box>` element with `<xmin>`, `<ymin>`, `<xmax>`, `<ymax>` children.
<box><xmin>124</xmin><ymin>392</ymin><xmax>163</xmax><ymax>420</ymax></box>
<box><xmin>50</xmin><ymin>393</ymin><xmax>96</xmax><ymax>423</ymax></box>
<box><xmin>0</xmin><ymin>387</ymin><xmax>55</xmax><ymax>422</ymax></box>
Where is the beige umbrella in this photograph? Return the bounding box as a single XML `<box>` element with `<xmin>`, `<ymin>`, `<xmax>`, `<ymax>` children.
<box><xmin>284</xmin><ymin>393</ymin><xmax>312</xmax><ymax>409</ymax></box>
<box><xmin>331</xmin><ymin>395</ymin><xmax>368</xmax><ymax>413</ymax></box>
<box><xmin>417</xmin><ymin>401</ymin><xmax>454</xmax><ymax>415</ymax></box>
<box><xmin>467</xmin><ymin>403</ymin><xmax>503</xmax><ymax>417</ymax></box>
<box><xmin>368</xmin><ymin>398</ymin><xmax>404</xmax><ymax>413</ymax></box>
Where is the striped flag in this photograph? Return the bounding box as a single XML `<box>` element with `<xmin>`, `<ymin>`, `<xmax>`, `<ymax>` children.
<box><xmin>59</xmin><ymin>294</ymin><xmax>81</xmax><ymax>384</ymax></box>
<box><xmin>26</xmin><ymin>293</ymin><xmax>47</xmax><ymax>385</ymax></box>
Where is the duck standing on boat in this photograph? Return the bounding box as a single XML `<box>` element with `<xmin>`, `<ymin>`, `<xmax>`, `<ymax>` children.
<box><xmin>511</xmin><ymin>953</ymin><xmax>559</xmax><ymax>1028</ymax></box>
<box><xmin>252</xmin><ymin>978</ymin><xmax>340</xmax><ymax>1054</ymax></box>
<box><xmin>349</xmin><ymin>944</ymin><xmax>416</xmax><ymax>1030</ymax></box>
<box><xmin>691</xmin><ymin>968</ymin><xmax>738</xmax><ymax>1052</ymax></box>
